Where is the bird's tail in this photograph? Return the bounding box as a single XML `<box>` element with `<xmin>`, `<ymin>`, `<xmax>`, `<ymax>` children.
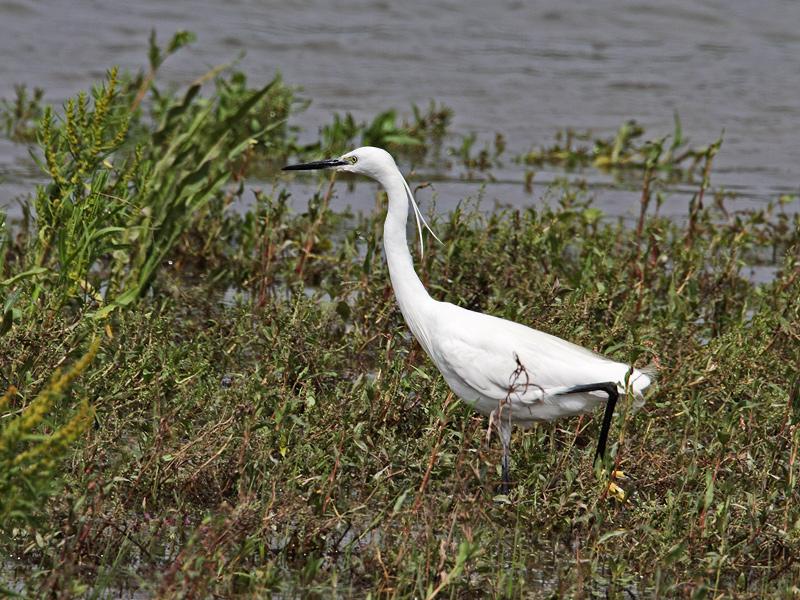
<box><xmin>629</xmin><ymin>365</ymin><xmax>656</xmax><ymax>410</ymax></box>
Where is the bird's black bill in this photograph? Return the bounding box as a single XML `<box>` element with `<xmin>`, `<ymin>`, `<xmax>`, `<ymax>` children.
<box><xmin>282</xmin><ymin>158</ymin><xmax>347</xmax><ymax>171</ymax></box>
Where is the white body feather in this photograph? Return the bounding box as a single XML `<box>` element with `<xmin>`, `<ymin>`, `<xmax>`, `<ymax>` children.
<box><xmin>335</xmin><ymin>146</ymin><xmax>652</xmax><ymax>425</ymax></box>
<box><xmin>412</xmin><ymin>299</ymin><xmax>650</xmax><ymax>423</ymax></box>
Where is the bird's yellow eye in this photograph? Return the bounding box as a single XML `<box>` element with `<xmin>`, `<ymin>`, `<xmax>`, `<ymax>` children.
<box><xmin>348</xmin><ymin>156</ymin><xmax>358</xmax><ymax>164</ymax></box>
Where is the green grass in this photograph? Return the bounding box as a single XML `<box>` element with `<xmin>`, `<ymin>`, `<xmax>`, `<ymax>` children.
<box><xmin>1</xmin><ymin>36</ymin><xmax>799</xmax><ymax>598</ymax></box>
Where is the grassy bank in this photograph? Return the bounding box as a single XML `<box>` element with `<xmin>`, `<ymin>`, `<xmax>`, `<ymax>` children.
<box><xmin>2</xmin><ymin>36</ymin><xmax>799</xmax><ymax>597</ymax></box>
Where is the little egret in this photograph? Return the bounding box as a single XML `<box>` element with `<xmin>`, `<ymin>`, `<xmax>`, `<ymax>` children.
<box><xmin>284</xmin><ymin>147</ymin><xmax>652</xmax><ymax>492</ymax></box>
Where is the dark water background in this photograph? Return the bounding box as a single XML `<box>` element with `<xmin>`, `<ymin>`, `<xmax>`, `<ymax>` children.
<box><xmin>1</xmin><ymin>0</ymin><xmax>799</xmax><ymax>218</ymax></box>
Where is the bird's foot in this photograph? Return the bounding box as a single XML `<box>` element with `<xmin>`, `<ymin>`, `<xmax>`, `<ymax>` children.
<box><xmin>604</xmin><ymin>469</ymin><xmax>631</xmax><ymax>503</ymax></box>
<box><xmin>607</xmin><ymin>481</ymin><xmax>627</xmax><ymax>502</ymax></box>
<box><xmin>494</xmin><ymin>483</ymin><xmax>510</xmax><ymax>497</ymax></box>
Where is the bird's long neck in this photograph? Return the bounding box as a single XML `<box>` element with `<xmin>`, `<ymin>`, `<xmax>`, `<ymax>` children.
<box><xmin>379</xmin><ymin>171</ymin><xmax>435</xmax><ymax>349</ymax></box>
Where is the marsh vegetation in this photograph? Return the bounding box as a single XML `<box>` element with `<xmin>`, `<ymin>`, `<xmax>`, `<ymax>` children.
<box><xmin>1</xmin><ymin>35</ymin><xmax>799</xmax><ymax>598</ymax></box>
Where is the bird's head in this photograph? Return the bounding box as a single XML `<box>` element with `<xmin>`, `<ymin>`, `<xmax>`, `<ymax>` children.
<box><xmin>283</xmin><ymin>146</ymin><xmax>441</xmax><ymax>256</ymax></box>
<box><xmin>283</xmin><ymin>146</ymin><xmax>396</xmax><ymax>182</ymax></box>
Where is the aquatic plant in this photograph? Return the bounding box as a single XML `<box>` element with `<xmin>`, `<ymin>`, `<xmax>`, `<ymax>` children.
<box><xmin>0</xmin><ymin>35</ymin><xmax>798</xmax><ymax>598</ymax></box>
<box><xmin>0</xmin><ymin>84</ymin><xmax>45</xmax><ymax>143</ymax></box>
<box><xmin>518</xmin><ymin>114</ymin><xmax>718</xmax><ymax>183</ymax></box>
<box><xmin>1</xmin><ymin>339</ymin><xmax>98</xmax><ymax>529</ymax></box>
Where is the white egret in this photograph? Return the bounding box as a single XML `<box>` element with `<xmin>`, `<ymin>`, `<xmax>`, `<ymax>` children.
<box><xmin>284</xmin><ymin>147</ymin><xmax>653</xmax><ymax>492</ymax></box>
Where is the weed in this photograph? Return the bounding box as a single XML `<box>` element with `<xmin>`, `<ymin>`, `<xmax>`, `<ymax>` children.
<box><xmin>0</xmin><ymin>85</ymin><xmax>45</xmax><ymax>143</ymax></box>
<box><xmin>518</xmin><ymin>113</ymin><xmax>718</xmax><ymax>184</ymax></box>
<box><xmin>1</xmin><ymin>36</ymin><xmax>799</xmax><ymax>598</ymax></box>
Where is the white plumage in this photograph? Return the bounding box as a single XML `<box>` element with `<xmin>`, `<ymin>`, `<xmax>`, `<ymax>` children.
<box><xmin>284</xmin><ymin>146</ymin><xmax>653</xmax><ymax>491</ymax></box>
<box><xmin>428</xmin><ymin>303</ymin><xmax>651</xmax><ymax>421</ymax></box>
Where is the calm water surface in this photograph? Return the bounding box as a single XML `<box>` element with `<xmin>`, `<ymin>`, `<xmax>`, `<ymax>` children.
<box><xmin>1</xmin><ymin>0</ymin><xmax>798</xmax><ymax>216</ymax></box>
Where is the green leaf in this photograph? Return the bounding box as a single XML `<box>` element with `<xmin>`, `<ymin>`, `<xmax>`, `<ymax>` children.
<box><xmin>227</xmin><ymin>120</ymin><xmax>285</xmax><ymax>160</ymax></box>
<box><xmin>663</xmin><ymin>540</ymin><xmax>687</xmax><ymax>564</ymax></box>
<box><xmin>167</xmin><ymin>30</ymin><xmax>196</xmax><ymax>55</ymax></box>
<box><xmin>596</xmin><ymin>529</ymin><xmax>628</xmax><ymax>545</ymax></box>
<box><xmin>88</xmin><ymin>226</ymin><xmax>127</xmax><ymax>242</ymax></box>
<box><xmin>220</xmin><ymin>78</ymin><xmax>278</xmax><ymax>131</ymax></box>
<box><xmin>1</xmin><ymin>267</ymin><xmax>50</xmax><ymax>287</ymax></box>
<box><xmin>153</xmin><ymin>82</ymin><xmax>202</xmax><ymax>146</ymax></box>
<box><xmin>392</xmin><ymin>488</ymin><xmax>409</xmax><ymax>515</ymax></box>
<box><xmin>582</xmin><ymin>207</ymin><xmax>603</xmax><ymax>225</ymax></box>
<box><xmin>383</xmin><ymin>134</ymin><xmax>424</xmax><ymax>146</ymax></box>
<box><xmin>703</xmin><ymin>468</ymin><xmax>715</xmax><ymax>510</ymax></box>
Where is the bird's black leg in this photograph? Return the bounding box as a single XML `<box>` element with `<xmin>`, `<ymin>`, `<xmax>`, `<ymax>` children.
<box><xmin>496</xmin><ymin>418</ymin><xmax>513</xmax><ymax>494</ymax></box>
<box><xmin>559</xmin><ymin>382</ymin><xmax>619</xmax><ymax>465</ymax></box>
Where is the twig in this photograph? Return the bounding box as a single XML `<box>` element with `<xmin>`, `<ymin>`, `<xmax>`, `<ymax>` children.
<box><xmin>412</xmin><ymin>393</ymin><xmax>453</xmax><ymax>512</ymax></box>
<box><xmin>295</xmin><ymin>173</ymin><xmax>337</xmax><ymax>277</ymax></box>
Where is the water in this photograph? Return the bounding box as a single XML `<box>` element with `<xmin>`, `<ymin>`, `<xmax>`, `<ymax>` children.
<box><xmin>1</xmin><ymin>0</ymin><xmax>799</xmax><ymax>217</ymax></box>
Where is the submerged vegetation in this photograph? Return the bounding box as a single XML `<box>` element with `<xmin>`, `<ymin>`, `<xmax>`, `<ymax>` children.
<box><xmin>518</xmin><ymin>115</ymin><xmax>719</xmax><ymax>183</ymax></box>
<box><xmin>1</xmin><ymin>33</ymin><xmax>799</xmax><ymax>598</ymax></box>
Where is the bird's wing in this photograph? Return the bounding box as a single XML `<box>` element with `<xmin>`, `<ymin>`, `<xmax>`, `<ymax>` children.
<box><xmin>430</xmin><ymin>303</ymin><xmax>625</xmax><ymax>404</ymax></box>
<box><xmin>433</xmin><ymin>332</ymin><xmax>516</xmax><ymax>401</ymax></box>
